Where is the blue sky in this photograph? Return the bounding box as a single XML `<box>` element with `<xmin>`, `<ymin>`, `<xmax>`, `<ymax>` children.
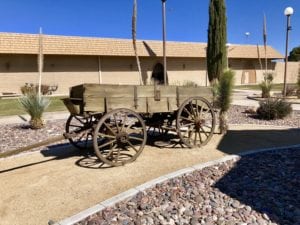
<box><xmin>0</xmin><ymin>0</ymin><xmax>299</xmax><ymax>55</ymax></box>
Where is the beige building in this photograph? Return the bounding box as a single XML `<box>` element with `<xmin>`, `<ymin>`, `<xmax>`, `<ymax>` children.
<box><xmin>0</xmin><ymin>32</ymin><xmax>296</xmax><ymax>95</ymax></box>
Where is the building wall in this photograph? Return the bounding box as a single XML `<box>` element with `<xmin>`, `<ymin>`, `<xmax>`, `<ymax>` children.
<box><xmin>0</xmin><ymin>54</ymin><xmax>298</xmax><ymax>95</ymax></box>
<box><xmin>273</xmin><ymin>61</ymin><xmax>299</xmax><ymax>84</ymax></box>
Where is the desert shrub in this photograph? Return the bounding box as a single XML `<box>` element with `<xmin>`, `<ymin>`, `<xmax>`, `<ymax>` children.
<box><xmin>170</xmin><ymin>80</ymin><xmax>198</xmax><ymax>87</ymax></box>
<box><xmin>19</xmin><ymin>92</ymin><xmax>50</xmax><ymax>129</ymax></box>
<box><xmin>20</xmin><ymin>83</ymin><xmax>35</xmax><ymax>95</ymax></box>
<box><xmin>20</xmin><ymin>83</ymin><xmax>51</xmax><ymax>95</ymax></box>
<box><xmin>285</xmin><ymin>84</ymin><xmax>297</xmax><ymax>96</ymax></box>
<box><xmin>259</xmin><ymin>72</ymin><xmax>274</xmax><ymax>98</ymax></box>
<box><xmin>256</xmin><ymin>98</ymin><xmax>292</xmax><ymax>120</ymax></box>
<box><xmin>182</xmin><ymin>80</ymin><xmax>198</xmax><ymax>87</ymax></box>
<box><xmin>216</xmin><ymin>70</ymin><xmax>235</xmax><ymax>133</ymax></box>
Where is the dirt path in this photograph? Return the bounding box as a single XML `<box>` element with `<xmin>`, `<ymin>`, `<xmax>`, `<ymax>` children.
<box><xmin>0</xmin><ymin>125</ymin><xmax>299</xmax><ymax>225</ymax></box>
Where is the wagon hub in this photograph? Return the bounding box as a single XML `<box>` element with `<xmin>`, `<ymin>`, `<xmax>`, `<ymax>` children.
<box><xmin>195</xmin><ymin>118</ymin><xmax>205</xmax><ymax>131</ymax></box>
<box><xmin>117</xmin><ymin>132</ymin><xmax>129</xmax><ymax>144</ymax></box>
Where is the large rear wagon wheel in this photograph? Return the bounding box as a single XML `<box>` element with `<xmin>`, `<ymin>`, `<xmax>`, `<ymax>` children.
<box><xmin>65</xmin><ymin>115</ymin><xmax>95</xmax><ymax>149</ymax></box>
<box><xmin>176</xmin><ymin>97</ymin><xmax>215</xmax><ymax>148</ymax></box>
<box><xmin>93</xmin><ymin>109</ymin><xmax>147</xmax><ymax>166</ymax></box>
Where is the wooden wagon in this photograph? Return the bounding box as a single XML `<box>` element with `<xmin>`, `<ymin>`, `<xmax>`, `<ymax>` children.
<box><xmin>63</xmin><ymin>83</ymin><xmax>216</xmax><ymax>166</ymax></box>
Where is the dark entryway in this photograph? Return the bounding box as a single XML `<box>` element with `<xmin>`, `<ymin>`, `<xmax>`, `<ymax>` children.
<box><xmin>151</xmin><ymin>63</ymin><xmax>166</xmax><ymax>84</ymax></box>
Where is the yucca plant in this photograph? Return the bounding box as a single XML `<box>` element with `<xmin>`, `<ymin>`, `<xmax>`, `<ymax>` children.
<box><xmin>216</xmin><ymin>69</ymin><xmax>234</xmax><ymax>134</ymax></box>
<box><xmin>259</xmin><ymin>72</ymin><xmax>273</xmax><ymax>98</ymax></box>
<box><xmin>19</xmin><ymin>92</ymin><xmax>50</xmax><ymax>129</ymax></box>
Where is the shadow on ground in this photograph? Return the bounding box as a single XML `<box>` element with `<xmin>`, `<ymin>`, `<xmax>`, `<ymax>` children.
<box><xmin>214</xmin><ymin>128</ymin><xmax>300</xmax><ymax>225</ymax></box>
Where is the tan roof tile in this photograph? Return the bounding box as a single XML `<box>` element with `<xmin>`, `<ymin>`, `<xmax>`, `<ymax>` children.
<box><xmin>0</xmin><ymin>32</ymin><xmax>283</xmax><ymax>59</ymax></box>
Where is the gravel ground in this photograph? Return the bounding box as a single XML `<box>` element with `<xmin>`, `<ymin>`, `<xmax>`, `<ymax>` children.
<box><xmin>76</xmin><ymin>148</ymin><xmax>300</xmax><ymax>225</ymax></box>
<box><xmin>0</xmin><ymin>119</ymin><xmax>67</xmax><ymax>154</ymax></box>
<box><xmin>0</xmin><ymin>106</ymin><xmax>299</xmax><ymax>225</ymax></box>
<box><xmin>0</xmin><ymin>105</ymin><xmax>299</xmax><ymax>154</ymax></box>
<box><xmin>228</xmin><ymin>105</ymin><xmax>300</xmax><ymax>128</ymax></box>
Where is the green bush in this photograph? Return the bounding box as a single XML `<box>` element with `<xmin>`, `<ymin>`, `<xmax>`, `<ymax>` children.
<box><xmin>259</xmin><ymin>72</ymin><xmax>274</xmax><ymax>98</ymax></box>
<box><xmin>19</xmin><ymin>92</ymin><xmax>51</xmax><ymax>129</ymax></box>
<box><xmin>257</xmin><ymin>98</ymin><xmax>292</xmax><ymax>120</ymax></box>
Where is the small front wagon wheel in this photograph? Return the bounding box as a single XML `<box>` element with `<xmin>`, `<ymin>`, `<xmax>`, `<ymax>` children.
<box><xmin>176</xmin><ymin>97</ymin><xmax>215</xmax><ymax>148</ymax></box>
<box><xmin>93</xmin><ymin>109</ymin><xmax>147</xmax><ymax>166</ymax></box>
<box><xmin>65</xmin><ymin>115</ymin><xmax>95</xmax><ymax>149</ymax></box>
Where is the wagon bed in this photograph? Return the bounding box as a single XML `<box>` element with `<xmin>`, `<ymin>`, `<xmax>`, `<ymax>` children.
<box><xmin>63</xmin><ymin>83</ymin><xmax>213</xmax><ymax>115</ymax></box>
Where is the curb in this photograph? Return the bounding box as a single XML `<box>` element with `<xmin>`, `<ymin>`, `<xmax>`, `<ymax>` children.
<box><xmin>53</xmin><ymin>144</ymin><xmax>300</xmax><ymax>225</ymax></box>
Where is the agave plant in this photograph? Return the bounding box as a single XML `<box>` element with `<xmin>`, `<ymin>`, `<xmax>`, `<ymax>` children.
<box><xmin>19</xmin><ymin>92</ymin><xmax>50</xmax><ymax>129</ymax></box>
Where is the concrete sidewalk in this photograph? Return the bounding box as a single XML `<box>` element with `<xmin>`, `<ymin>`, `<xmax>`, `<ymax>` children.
<box><xmin>0</xmin><ymin>124</ymin><xmax>299</xmax><ymax>225</ymax></box>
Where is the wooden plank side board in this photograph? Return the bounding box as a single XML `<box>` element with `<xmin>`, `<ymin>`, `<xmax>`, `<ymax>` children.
<box><xmin>84</xmin><ymin>97</ymin><xmax>105</xmax><ymax>112</ymax></box>
<box><xmin>68</xmin><ymin>84</ymin><xmax>213</xmax><ymax>114</ymax></box>
<box><xmin>147</xmin><ymin>98</ymin><xmax>169</xmax><ymax>113</ymax></box>
<box><xmin>106</xmin><ymin>97</ymin><xmax>135</xmax><ymax>112</ymax></box>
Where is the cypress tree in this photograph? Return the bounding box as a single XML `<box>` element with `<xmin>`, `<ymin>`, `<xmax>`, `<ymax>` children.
<box><xmin>207</xmin><ymin>0</ymin><xmax>227</xmax><ymax>83</ymax></box>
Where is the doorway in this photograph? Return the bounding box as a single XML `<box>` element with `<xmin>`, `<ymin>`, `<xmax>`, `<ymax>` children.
<box><xmin>151</xmin><ymin>63</ymin><xmax>166</xmax><ymax>84</ymax></box>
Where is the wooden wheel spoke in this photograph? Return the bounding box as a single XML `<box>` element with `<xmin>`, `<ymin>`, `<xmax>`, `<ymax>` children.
<box><xmin>103</xmin><ymin>122</ymin><xmax>117</xmax><ymax>136</ymax></box>
<box><xmin>121</xmin><ymin>112</ymin><xmax>128</xmax><ymax>131</ymax></box>
<box><xmin>199</xmin><ymin>126</ymin><xmax>209</xmax><ymax>137</ymax></box>
<box><xmin>180</xmin><ymin>116</ymin><xmax>194</xmax><ymax>123</ymax></box>
<box><xmin>198</xmin><ymin>131</ymin><xmax>203</xmax><ymax>143</ymax></box>
<box><xmin>113</xmin><ymin>114</ymin><xmax>120</xmax><ymax>132</ymax></box>
<box><xmin>189</xmin><ymin>102</ymin><xmax>197</xmax><ymax>117</ymax></box>
<box><xmin>128</xmin><ymin>136</ymin><xmax>144</xmax><ymax>142</ymax></box>
<box><xmin>201</xmin><ymin>108</ymin><xmax>211</xmax><ymax>118</ymax></box>
<box><xmin>74</xmin><ymin>116</ymin><xmax>86</xmax><ymax>124</ymax></box>
<box><xmin>98</xmin><ymin>139</ymin><xmax>116</xmax><ymax>149</ymax></box>
<box><xmin>104</xmin><ymin>145</ymin><xmax>117</xmax><ymax>159</ymax></box>
<box><xmin>180</xmin><ymin>122</ymin><xmax>194</xmax><ymax>127</ymax></box>
<box><xmin>97</xmin><ymin>132</ymin><xmax>116</xmax><ymax>139</ymax></box>
<box><xmin>124</xmin><ymin>121</ymin><xmax>135</xmax><ymax>132</ymax></box>
<box><xmin>112</xmin><ymin>147</ymin><xmax>121</xmax><ymax>162</ymax></box>
<box><xmin>69</xmin><ymin>124</ymin><xmax>84</xmax><ymax>129</ymax></box>
<box><xmin>194</xmin><ymin>100</ymin><xmax>199</xmax><ymax>117</ymax></box>
<box><xmin>183</xmin><ymin>107</ymin><xmax>193</xmax><ymax>118</ymax></box>
<box><xmin>127</xmin><ymin>140</ymin><xmax>139</xmax><ymax>152</ymax></box>
<box><xmin>202</xmin><ymin>124</ymin><xmax>213</xmax><ymax>129</ymax></box>
<box><xmin>194</xmin><ymin>131</ymin><xmax>197</xmax><ymax>145</ymax></box>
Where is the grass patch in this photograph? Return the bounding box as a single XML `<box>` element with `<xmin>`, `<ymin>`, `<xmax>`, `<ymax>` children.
<box><xmin>0</xmin><ymin>96</ymin><xmax>67</xmax><ymax>117</ymax></box>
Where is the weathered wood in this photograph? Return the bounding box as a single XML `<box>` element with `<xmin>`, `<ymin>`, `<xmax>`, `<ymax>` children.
<box><xmin>67</xmin><ymin>83</ymin><xmax>213</xmax><ymax>114</ymax></box>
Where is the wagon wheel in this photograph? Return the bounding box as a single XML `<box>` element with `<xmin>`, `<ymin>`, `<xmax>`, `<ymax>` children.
<box><xmin>66</xmin><ymin>115</ymin><xmax>96</xmax><ymax>149</ymax></box>
<box><xmin>93</xmin><ymin>108</ymin><xmax>147</xmax><ymax>166</ymax></box>
<box><xmin>176</xmin><ymin>97</ymin><xmax>215</xmax><ymax>148</ymax></box>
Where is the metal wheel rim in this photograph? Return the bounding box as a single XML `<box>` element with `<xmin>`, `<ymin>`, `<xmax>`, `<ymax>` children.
<box><xmin>93</xmin><ymin>108</ymin><xmax>147</xmax><ymax>166</ymax></box>
<box><xmin>176</xmin><ymin>97</ymin><xmax>215</xmax><ymax>148</ymax></box>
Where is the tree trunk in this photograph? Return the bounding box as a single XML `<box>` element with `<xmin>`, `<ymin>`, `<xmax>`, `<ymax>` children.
<box><xmin>219</xmin><ymin>111</ymin><xmax>228</xmax><ymax>134</ymax></box>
